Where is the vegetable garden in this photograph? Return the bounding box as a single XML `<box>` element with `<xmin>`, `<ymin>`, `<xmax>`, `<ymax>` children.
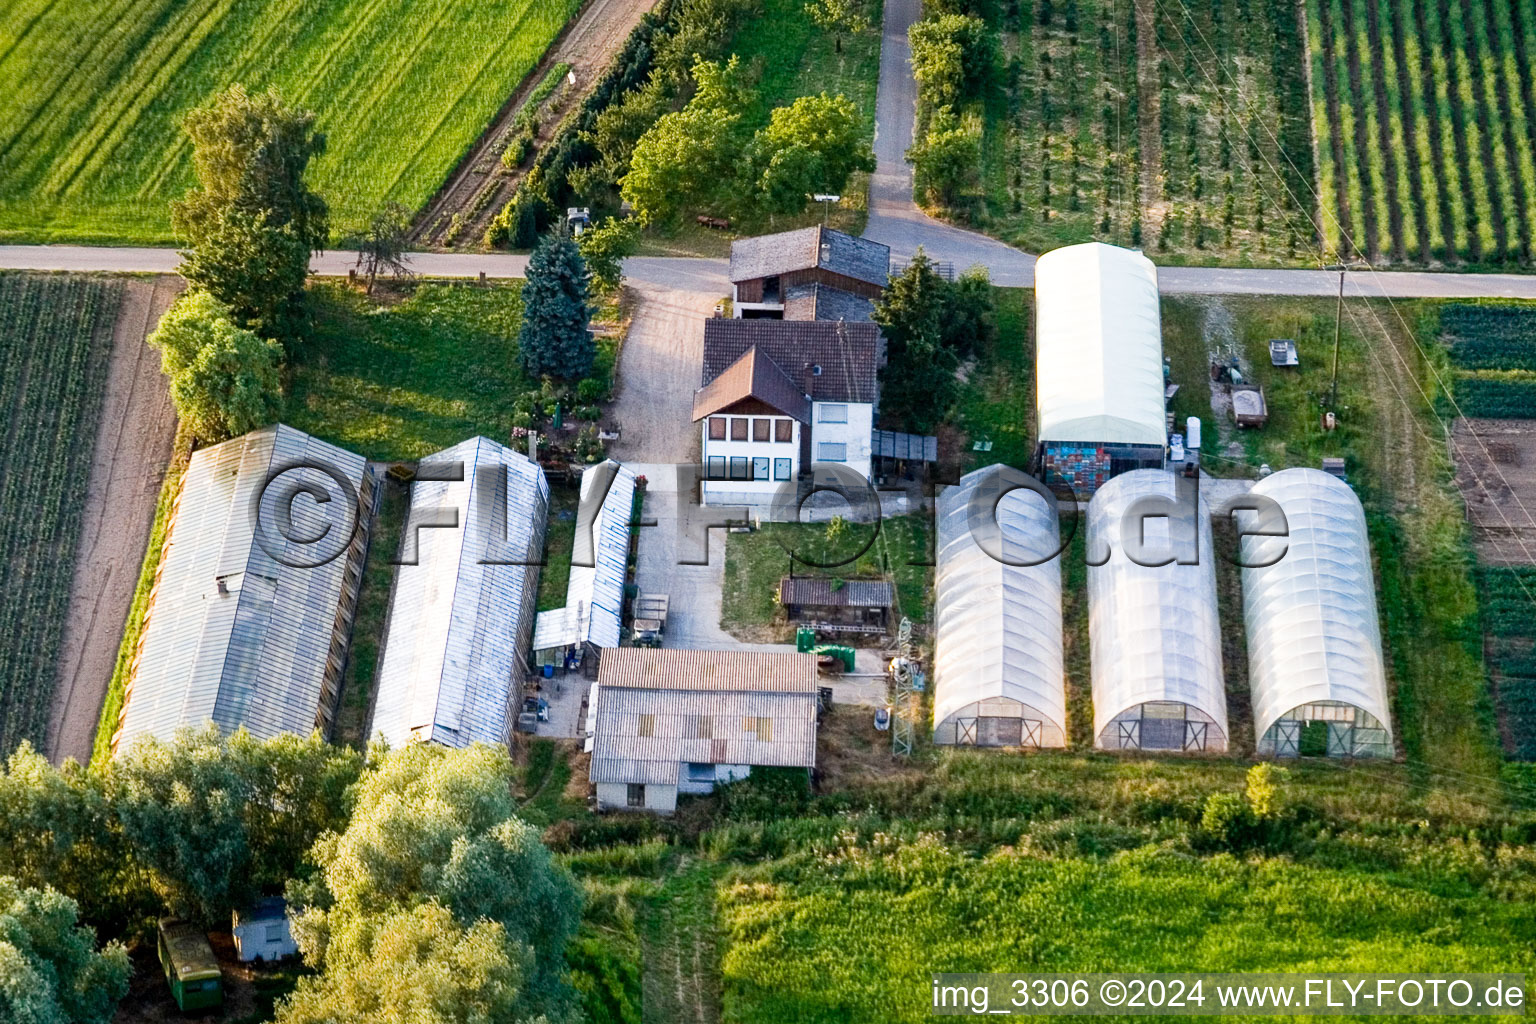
<box><xmin>1479</xmin><ymin>567</ymin><xmax>1536</xmax><ymax>760</ymax></box>
<box><xmin>0</xmin><ymin>0</ymin><xmax>579</xmax><ymax>243</ymax></box>
<box><xmin>1436</xmin><ymin>302</ymin><xmax>1536</xmax><ymax>417</ymax></box>
<box><xmin>1306</xmin><ymin>0</ymin><xmax>1536</xmax><ymax>265</ymax></box>
<box><xmin>0</xmin><ymin>273</ymin><xmax>121</xmax><ymax>754</ymax></box>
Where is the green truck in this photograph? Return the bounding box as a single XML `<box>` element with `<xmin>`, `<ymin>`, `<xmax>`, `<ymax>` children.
<box><xmin>158</xmin><ymin>918</ymin><xmax>223</xmax><ymax>1012</ymax></box>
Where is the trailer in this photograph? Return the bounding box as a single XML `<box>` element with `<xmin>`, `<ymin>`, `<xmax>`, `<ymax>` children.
<box><xmin>631</xmin><ymin>593</ymin><xmax>670</xmax><ymax>647</ymax></box>
<box><xmin>158</xmin><ymin>918</ymin><xmax>223</xmax><ymax>1012</ymax></box>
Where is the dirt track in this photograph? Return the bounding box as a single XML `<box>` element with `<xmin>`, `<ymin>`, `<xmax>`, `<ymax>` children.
<box><xmin>413</xmin><ymin>0</ymin><xmax>658</xmax><ymax>247</ymax></box>
<box><xmin>46</xmin><ymin>276</ymin><xmax>180</xmax><ymax>765</ymax></box>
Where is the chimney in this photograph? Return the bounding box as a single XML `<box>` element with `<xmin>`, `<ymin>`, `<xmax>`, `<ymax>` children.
<box><xmin>528</xmin><ymin>430</ymin><xmax>538</xmax><ymax>461</ymax></box>
<box><xmin>216</xmin><ymin>577</ymin><xmax>229</xmax><ymax>596</ymax></box>
<box><xmin>801</xmin><ymin>362</ymin><xmax>815</xmax><ymax>397</ymax></box>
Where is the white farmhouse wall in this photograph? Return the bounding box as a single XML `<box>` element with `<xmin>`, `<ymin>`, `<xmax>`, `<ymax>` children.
<box><xmin>700</xmin><ymin>413</ymin><xmax>800</xmax><ymax>505</ymax></box>
<box><xmin>809</xmin><ymin>401</ymin><xmax>873</xmax><ymax>483</ymax></box>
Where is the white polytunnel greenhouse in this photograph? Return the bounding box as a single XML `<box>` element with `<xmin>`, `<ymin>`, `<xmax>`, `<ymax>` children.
<box><xmin>1086</xmin><ymin>470</ymin><xmax>1227</xmax><ymax>752</ymax></box>
<box><xmin>532</xmin><ymin>461</ymin><xmax>637</xmax><ymax>665</ymax></box>
<box><xmin>1241</xmin><ymin>468</ymin><xmax>1393</xmax><ymax>757</ymax></box>
<box><xmin>932</xmin><ymin>466</ymin><xmax>1066</xmax><ymax>748</ymax></box>
<box><xmin>369</xmin><ymin>437</ymin><xmax>549</xmax><ymax>749</ymax></box>
<box><xmin>114</xmin><ymin>425</ymin><xmax>374</xmax><ymax>754</ymax></box>
<box><xmin>1034</xmin><ymin>242</ymin><xmax>1167</xmax><ymax>494</ymax></box>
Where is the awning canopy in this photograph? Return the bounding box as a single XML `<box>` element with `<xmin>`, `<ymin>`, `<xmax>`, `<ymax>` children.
<box><xmin>871</xmin><ymin>429</ymin><xmax>938</xmax><ymax>461</ymax></box>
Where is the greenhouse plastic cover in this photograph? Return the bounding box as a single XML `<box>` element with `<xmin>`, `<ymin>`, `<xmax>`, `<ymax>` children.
<box><xmin>932</xmin><ymin>466</ymin><xmax>1067</xmax><ymax>744</ymax></box>
<box><xmin>1086</xmin><ymin>470</ymin><xmax>1227</xmax><ymax>742</ymax></box>
<box><xmin>116</xmin><ymin>425</ymin><xmax>368</xmax><ymax>751</ymax></box>
<box><xmin>370</xmin><ymin>437</ymin><xmax>548</xmax><ymax>748</ymax></box>
<box><xmin>1241</xmin><ymin>468</ymin><xmax>1391</xmax><ymax>745</ymax></box>
<box><xmin>1035</xmin><ymin>242</ymin><xmax>1167</xmax><ymax>447</ymax></box>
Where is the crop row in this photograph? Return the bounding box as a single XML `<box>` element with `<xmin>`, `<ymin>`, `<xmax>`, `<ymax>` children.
<box><xmin>0</xmin><ymin>274</ymin><xmax>120</xmax><ymax>754</ymax></box>
<box><xmin>0</xmin><ymin>0</ymin><xmax>580</xmax><ymax>242</ymax></box>
<box><xmin>1439</xmin><ymin>302</ymin><xmax>1536</xmax><ymax>370</ymax></box>
<box><xmin>1308</xmin><ymin>0</ymin><xmax>1536</xmax><ymax>264</ymax></box>
<box><xmin>1477</xmin><ymin>567</ymin><xmax>1536</xmax><ymax>759</ymax></box>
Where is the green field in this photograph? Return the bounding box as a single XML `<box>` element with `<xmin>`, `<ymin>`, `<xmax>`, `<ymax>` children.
<box><xmin>1307</xmin><ymin>0</ymin><xmax>1536</xmax><ymax>264</ymax></box>
<box><xmin>0</xmin><ymin>0</ymin><xmax>579</xmax><ymax>243</ymax></box>
<box><xmin>0</xmin><ymin>273</ymin><xmax>120</xmax><ymax>754</ymax></box>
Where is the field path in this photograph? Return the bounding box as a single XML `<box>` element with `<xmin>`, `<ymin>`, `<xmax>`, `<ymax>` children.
<box><xmin>46</xmin><ymin>276</ymin><xmax>180</xmax><ymax>766</ymax></box>
<box><xmin>411</xmin><ymin>0</ymin><xmax>658</xmax><ymax>247</ymax></box>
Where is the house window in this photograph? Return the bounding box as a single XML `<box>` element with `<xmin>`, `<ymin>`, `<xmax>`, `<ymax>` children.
<box><xmin>638</xmin><ymin>713</ymin><xmax>655</xmax><ymax>737</ymax></box>
<box><xmin>753</xmin><ymin>418</ymin><xmax>770</xmax><ymax>442</ymax></box>
<box><xmin>775</xmin><ymin>418</ymin><xmax>793</xmax><ymax>442</ymax></box>
<box><xmin>708</xmin><ymin>455</ymin><xmax>726</xmax><ymax>479</ymax></box>
<box><xmin>817</xmin><ymin>442</ymin><xmax>847</xmax><ymax>462</ymax></box>
<box><xmin>731</xmin><ymin>417</ymin><xmax>748</xmax><ymax>441</ymax></box>
<box><xmin>695</xmin><ymin>715</ymin><xmax>714</xmax><ymax>739</ymax></box>
<box><xmin>753</xmin><ymin>457</ymin><xmax>769</xmax><ymax>481</ymax></box>
<box><xmin>626</xmin><ymin>783</ymin><xmax>645</xmax><ymax>807</ymax></box>
<box><xmin>730</xmin><ymin>456</ymin><xmax>750</xmax><ymax>480</ymax></box>
<box><xmin>264</xmin><ymin>923</ymin><xmax>285</xmax><ymax>943</ymax></box>
<box><xmin>774</xmin><ymin>458</ymin><xmax>792</xmax><ymax>481</ymax></box>
<box><xmin>686</xmin><ymin>762</ymin><xmax>715</xmax><ymax>783</ymax></box>
<box><xmin>819</xmin><ymin>403</ymin><xmax>848</xmax><ymax>423</ymax></box>
<box><xmin>708</xmin><ymin>417</ymin><xmax>726</xmax><ymax>440</ymax></box>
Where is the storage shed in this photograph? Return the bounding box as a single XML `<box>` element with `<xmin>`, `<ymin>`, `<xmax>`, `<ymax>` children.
<box><xmin>1087</xmin><ymin>470</ymin><xmax>1227</xmax><ymax>752</ymax></box>
<box><xmin>778</xmin><ymin>576</ymin><xmax>894</xmax><ymax>634</ymax></box>
<box><xmin>232</xmin><ymin>898</ymin><xmax>297</xmax><ymax>962</ymax></box>
<box><xmin>932</xmin><ymin>466</ymin><xmax>1066</xmax><ymax>748</ymax></box>
<box><xmin>114</xmin><ymin>425</ymin><xmax>374</xmax><ymax>754</ymax></box>
<box><xmin>369</xmin><ymin>437</ymin><xmax>548</xmax><ymax>749</ymax></box>
<box><xmin>588</xmin><ymin>649</ymin><xmax>819</xmax><ymax>813</ymax></box>
<box><xmin>1035</xmin><ymin>243</ymin><xmax>1168</xmax><ymax>494</ymax></box>
<box><xmin>1242</xmin><ymin>469</ymin><xmax>1393</xmax><ymax>757</ymax></box>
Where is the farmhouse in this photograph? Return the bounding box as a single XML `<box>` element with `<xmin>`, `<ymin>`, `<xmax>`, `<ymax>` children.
<box><xmin>588</xmin><ymin>648</ymin><xmax>819</xmax><ymax>814</ymax></box>
<box><xmin>932</xmin><ymin>467</ymin><xmax>1066</xmax><ymax>748</ymax></box>
<box><xmin>694</xmin><ymin>318</ymin><xmax>881</xmax><ymax>508</ymax></box>
<box><xmin>532</xmin><ymin>461</ymin><xmax>637</xmax><ymax>670</ymax></box>
<box><xmin>729</xmin><ymin>225</ymin><xmax>890</xmax><ymax>318</ymax></box>
<box><xmin>1242</xmin><ymin>469</ymin><xmax>1393</xmax><ymax>757</ymax></box>
<box><xmin>113</xmin><ymin>425</ymin><xmax>374</xmax><ymax>754</ymax></box>
<box><xmin>1034</xmin><ymin>242</ymin><xmax>1168</xmax><ymax>495</ymax></box>
<box><xmin>368</xmin><ymin>437</ymin><xmax>548</xmax><ymax>749</ymax></box>
<box><xmin>1086</xmin><ymin>470</ymin><xmax>1227</xmax><ymax>753</ymax></box>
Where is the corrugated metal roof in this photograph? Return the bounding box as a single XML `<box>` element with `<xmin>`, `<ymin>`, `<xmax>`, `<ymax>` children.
<box><xmin>595</xmin><ymin>648</ymin><xmax>818</xmax><ymax>692</ymax></box>
<box><xmin>588</xmin><ymin>686</ymin><xmax>817</xmax><ymax>783</ymax></box>
<box><xmin>564</xmin><ymin>461</ymin><xmax>636</xmax><ymax>649</ymax></box>
<box><xmin>369</xmin><ymin>437</ymin><xmax>548</xmax><ymax>749</ymax></box>
<box><xmin>729</xmin><ymin>226</ymin><xmax>890</xmax><ymax>287</ymax></box>
<box><xmin>778</xmin><ymin>576</ymin><xmax>894</xmax><ymax>608</ymax></box>
<box><xmin>532</xmin><ymin>606</ymin><xmax>581</xmax><ymax>651</ymax></box>
<box><xmin>116</xmin><ymin>425</ymin><xmax>368</xmax><ymax>751</ymax></box>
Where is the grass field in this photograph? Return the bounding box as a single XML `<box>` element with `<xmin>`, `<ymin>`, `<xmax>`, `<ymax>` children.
<box><xmin>1306</xmin><ymin>0</ymin><xmax>1536</xmax><ymax>264</ymax></box>
<box><xmin>976</xmin><ymin>0</ymin><xmax>1317</xmax><ymax>263</ymax></box>
<box><xmin>0</xmin><ymin>273</ymin><xmax>120</xmax><ymax>755</ymax></box>
<box><xmin>0</xmin><ymin>0</ymin><xmax>579</xmax><ymax>243</ymax></box>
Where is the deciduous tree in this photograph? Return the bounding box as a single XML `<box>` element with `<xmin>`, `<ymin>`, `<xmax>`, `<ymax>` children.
<box><xmin>348</xmin><ymin>202</ymin><xmax>413</xmax><ymax>294</ymax></box>
<box><xmin>0</xmin><ymin>877</ymin><xmax>130</xmax><ymax>1024</ymax></box>
<box><xmin>149</xmin><ymin>292</ymin><xmax>283</xmax><ymax>442</ymax></box>
<box><xmin>907</xmin><ymin>106</ymin><xmax>982</xmax><ymax>209</ymax></box>
<box><xmin>751</xmin><ymin>94</ymin><xmax>874</xmax><ymax>216</ymax></box>
<box><xmin>576</xmin><ymin>216</ymin><xmax>640</xmax><ymax>293</ymax></box>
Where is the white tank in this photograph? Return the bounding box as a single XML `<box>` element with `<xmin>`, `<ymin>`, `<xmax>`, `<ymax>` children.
<box><xmin>1186</xmin><ymin>416</ymin><xmax>1202</xmax><ymax>450</ymax></box>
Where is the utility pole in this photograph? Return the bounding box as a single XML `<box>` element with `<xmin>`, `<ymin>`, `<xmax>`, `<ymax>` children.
<box><xmin>1323</xmin><ymin>260</ymin><xmax>1366</xmax><ymax>411</ymax></box>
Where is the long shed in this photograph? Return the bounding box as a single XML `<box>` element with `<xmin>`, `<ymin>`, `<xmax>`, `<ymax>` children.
<box><xmin>368</xmin><ymin>437</ymin><xmax>548</xmax><ymax>749</ymax></box>
<box><xmin>114</xmin><ymin>425</ymin><xmax>373</xmax><ymax>753</ymax></box>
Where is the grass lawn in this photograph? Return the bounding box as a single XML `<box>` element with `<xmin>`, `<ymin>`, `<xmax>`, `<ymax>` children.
<box><xmin>0</xmin><ymin>273</ymin><xmax>121</xmax><ymax>755</ymax></box>
<box><xmin>952</xmin><ymin>286</ymin><xmax>1034</xmax><ymax>470</ymax></box>
<box><xmin>538</xmin><ymin>481</ymin><xmax>581</xmax><ymax>612</ymax></box>
<box><xmin>0</xmin><ymin>0</ymin><xmax>579</xmax><ymax>243</ymax></box>
<box><xmin>286</xmin><ymin>280</ymin><xmax>529</xmax><ymax>460</ymax></box>
<box><xmin>721</xmin><ymin>514</ymin><xmax>932</xmax><ymax>639</ymax></box>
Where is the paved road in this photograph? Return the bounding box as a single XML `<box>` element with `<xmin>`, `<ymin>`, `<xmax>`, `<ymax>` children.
<box><xmin>9</xmin><ymin>245</ymin><xmax>1536</xmax><ymax>298</ymax></box>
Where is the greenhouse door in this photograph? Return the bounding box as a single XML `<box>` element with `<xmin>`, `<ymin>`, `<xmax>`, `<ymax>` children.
<box><xmin>1182</xmin><ymin>721</ymin><xmax>1209</xmax><ymax>751</ymax></box>
<box><xmin>1021</xmin><ymin>719</ymin><xmax>1042</xmax><ymax>748</ymax></box>
<box><xmin>956</xmin><ymin>718</ymin><xmax>977</xmax><ymax>744</ymax></box>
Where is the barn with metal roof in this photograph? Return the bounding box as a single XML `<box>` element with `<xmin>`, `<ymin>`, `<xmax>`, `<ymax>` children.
<box><xmin>1034</xmin><ymin>243</ymin><xmax>1167</xmax><ymax>494</ymax></box>
<box><xmin>1086</xmin><ymin>470</ymin><xmax>1227</xmax><ymax>752</ymax></box>
<box><xmin>588</xmin><ymin>648</ymin><xmax>819</xmax><ymax>813</ymax></box>
<box><xmin>369</xmin><ymin>437</ymin><xmax>548</xmax><ymax>749</ymax></box>
<box><xmin>932</xmin><ymin>466</ymin><xmax>1066</xmax><ymax>748</ymax></box>
<box><xmin>1242</xmin><ymin>469</ymin><xmax>1393</xmax><ymax>757</ymax></box>
<box><xmin>114</xmin><ymin>425</ymin><xmax>373</xmax><ymax>753</ymax></box>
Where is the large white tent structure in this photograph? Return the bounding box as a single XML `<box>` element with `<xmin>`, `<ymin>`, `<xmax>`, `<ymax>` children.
<box><xmin>115</xmin><ymin>425</ymin><xmax>373</xmax><ymax>753</ymax></box>
<box><xmin>370</xmin><ymin>437</ymin><xmax>548</xmax><ymax>749</ymax></box>
<box><xmin>1034</xmin><ymin>243</ymin><xmax>1167</xmax><ymax>493</ymax></box>
<box><xmin>932</xmin><ymin>467</ymin><xmax>1066</xmax><ymax>748</ymax></box>
<box><xmin>1242</xmin><ymin>469</ymin><xmax>1393</xmax><ymax>757</ymax></box>
<box><xmin>1086</xmin><ymin>470</ymin><xmax>1227</xmax><ymax>752</ymax></box>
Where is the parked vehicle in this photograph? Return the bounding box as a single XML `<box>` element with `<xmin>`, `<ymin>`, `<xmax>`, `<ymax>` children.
<box><xmin>631</xmin><ymin>593</ymin><xmax>669</xmax><ymax>646</ymax></box>
<box><xmin>158</xmin><ymin>918</ymin><xmax>223</xmax><ymax>1012</ymax></box>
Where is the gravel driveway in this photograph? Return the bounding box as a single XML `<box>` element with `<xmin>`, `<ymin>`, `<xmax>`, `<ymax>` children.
<box><xmin>607</xmin><ymin>282</ymin><xmax>724</xmax><ymax>464</ymax></box>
